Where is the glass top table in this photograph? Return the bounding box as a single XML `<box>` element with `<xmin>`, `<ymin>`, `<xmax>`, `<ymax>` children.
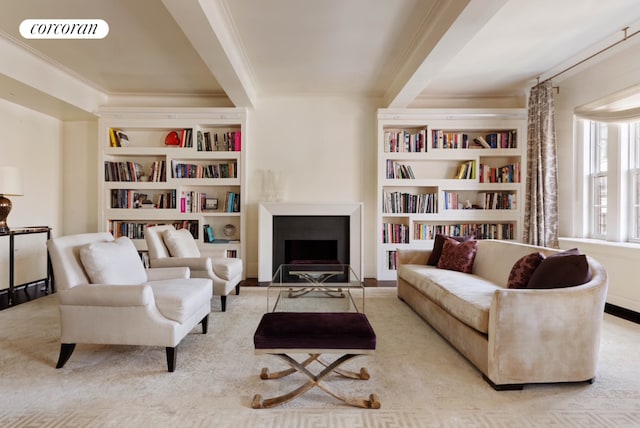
<box><xmin>267</xmin><ymin>263</ymin><xmax>365</xmax><ymax>313</ymax></box>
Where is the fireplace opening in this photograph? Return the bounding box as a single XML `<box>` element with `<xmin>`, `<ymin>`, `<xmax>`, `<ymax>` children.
<box><xmin>285</xmin><ymin>239</ymin><xmax>339</xmax><ymax>264</ymax></box>
<box><xmin>272</xmin><ymin>215</ymin><xmax>350</xmax><ymax>282</ymax></box>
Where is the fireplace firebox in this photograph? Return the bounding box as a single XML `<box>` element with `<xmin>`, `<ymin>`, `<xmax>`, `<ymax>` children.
<box><xmin>272</xmin><ymin>215</ymin><xmax>349</xmax><ymax>281</ymax></box>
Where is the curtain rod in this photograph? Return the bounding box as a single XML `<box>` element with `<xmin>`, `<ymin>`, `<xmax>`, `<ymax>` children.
<box><xmin>540</xmin><ymin>27</ymin><xmax>640</xmax><ymax>85</ymax></box>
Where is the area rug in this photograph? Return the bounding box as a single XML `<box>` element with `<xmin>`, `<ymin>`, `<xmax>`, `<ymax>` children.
<box><xmin>1</xmin><ymin>287</ymin><xmax>639</xmax><ymax>427</ymax></box>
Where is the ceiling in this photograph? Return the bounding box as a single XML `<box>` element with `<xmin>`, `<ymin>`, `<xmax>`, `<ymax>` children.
<box><xmin>1</xmin><ymin>0</ymin><xmax>640</xmax><ymax>119</ymax></box>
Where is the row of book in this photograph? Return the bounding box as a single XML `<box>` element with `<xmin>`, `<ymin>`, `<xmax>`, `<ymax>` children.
<box><xmin>104</xmin><ymin>161</ymin><xmax>140</xmax><ymax>182</ymax></box>
<box><xmin>382</xmin><ymin>223</ymin><xmax>410</xmax><ymax>244</ymax></box>
<box><xmin>385</xmin><ymin>250</ymin><xmax>398</xmax><ymax>270</ymax></box>
<box><xmin>386</xmin><ymin>160</ymin><xmax>415</xmax><ymax>179</ymax></box>
<box><xmin>478</xmin><ymin>162</ymin><xmax>520</xmax><ymax>183</ymax></box>
<box><xmin>223</xmin><ymin>191</ymin><xmax>241</xmax><ymax>213</ymax></box>
<box><xmin>383</xmin><ymin>129</ymin><xmax>427</xmax><ymax>153</ymax></box>
<box><xmin>180</xmin><ymin>191</ymin><xmax>209</xmax><ymax>213</ymax></box>
<box><xmin>454</xmin><ymin>160</ymin><xmax>476</xmax><ymax>179</ymax></box>
<box><xmin>109</xmin><ymin>220</ymin><xmax>199</xmax><ymax>240</ymax></box>
<box><xmin>443</xmin><ymin>191</ymin><xmax>517</xmax><ymax>210</ymax></box>
<box><xmin>197</xmin><ymin>130</ymin><xmax>241</xmax><ymax>152</ymax></box>
<box><xmin>172</xmin><ymin>161</ymin><xmax>237</xmax><ymax>179</ymax></box>
<box><xmin>477</xmin><ymin>192</ymin><xmax>517</xmax><ymax>210</ymax></box>
<box><xmin>412</xmin><ymin>223</ymin><xmax>515</xmax><ymax>241</ymax></box>
<box><xmin>383</xmin><ymin>191</ymin><xmax>437</xmax><ymax>214</ymax></box>
<box><xmin>432</xmin><ymin>130</ymin><xmax>517</xmax><ymax>149</ymax></box>
<box><xmin>110</xmin><ymin>189</ymin><xmax>176</xmax><ymax>209</ymax></box>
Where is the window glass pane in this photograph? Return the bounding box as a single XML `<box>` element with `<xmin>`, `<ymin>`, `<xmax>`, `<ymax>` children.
<box><xmin>592</xmin><ymin>175</ymin><xmax>607</xmax><ymax>237</ymax></box>
<box><xmin>591</xmin><ymin>122</ymin><xmax>607</xmax><ymax>173</ymax></box>
<box><xmin>633</xmin><ymin>171</ymin><xmax>640</xmax><ymax>239</ymax></box>
<box><xmin>630</xmin><ymin>122</ymin><xmax>640</xmax><ymax>241</ymax></box>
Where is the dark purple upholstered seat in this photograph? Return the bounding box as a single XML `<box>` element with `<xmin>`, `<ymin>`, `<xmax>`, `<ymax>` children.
<box><xmin>254</xmin><ymin>312</ymin><xmax>376</xmax><ymax>350</ymax></box>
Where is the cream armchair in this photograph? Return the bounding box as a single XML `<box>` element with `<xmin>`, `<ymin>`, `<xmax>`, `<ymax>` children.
<box><xmin>47</xmin><ymin>232</ymin><xmax>212</xmax><ymax>372</ymax></box>
<box><xmin>145</xmin><ymin>225</ymin><xmax>243</xmax><ymax>312</ymax></box>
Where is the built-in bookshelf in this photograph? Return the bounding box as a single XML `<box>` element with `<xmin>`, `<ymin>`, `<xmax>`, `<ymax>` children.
<box><xmin>376</xmin><ymin>108</ymin><xmax>527</xmax><ymax>280</ymax></box>
<box><xmin>98</xmin><ymin>107</ymin><xmax>247</xmax><ymax>273</ymax></box>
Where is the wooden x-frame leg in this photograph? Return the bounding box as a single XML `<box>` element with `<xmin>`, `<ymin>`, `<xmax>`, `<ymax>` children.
<box><xmin>252</xmin><ymin>353</ymin><xmax>380</xmax><ymax>409</ymax></box>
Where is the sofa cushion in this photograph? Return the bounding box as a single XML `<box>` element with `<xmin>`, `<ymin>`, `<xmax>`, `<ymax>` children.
<box><xmin>147</xmin><ymin>278</ymin><xmax>212</xmax><ymax>323</ymax></box>
<box><xmin>398</xmin><ymin>264</ymin><xmax>496</xmax><ymax>333</ymax></box>
<box><xmin>527</xmin><ymin>248</ymin><xmax>592</xmax><ymax>289</ymax></box>
<box><xmin>437</xmin><ymin>238</ymin><xmax>478</xmax><ymax>274</ymax></box>
<box><xmin>162</xmin><ymin>228</ymin><xmax>200</xmax><ymax>257</ymax></box>
<box><xmin>507</xmin><ymin>252</ymin><xmax>545</xmax><ymax>289</ymax></box>
<box><xmin>427</xmin><ymin>234</ymin><xmax>471</xmax><ymax>266</ymax></box>
<box><xmin>80</xmin><ymin>237</ymin><xmax>147</xmax><ymax>285</ymax></box>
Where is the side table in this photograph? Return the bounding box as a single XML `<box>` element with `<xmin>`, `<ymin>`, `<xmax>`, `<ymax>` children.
<box><xmin>1</xmin><ymin>226</ymin><xmax>52</xmax><ymax>307</ymax></box>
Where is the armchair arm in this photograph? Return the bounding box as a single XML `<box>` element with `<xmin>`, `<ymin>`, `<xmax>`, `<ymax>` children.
<box><xmin>146</xmin><ymin>267</ymin><xmax>190</xmax><ymax>280</ymax></box>
<box><xmin>150</xmin><ymin>257</ymin><xmax>212</xmax><ymax>271</ymax></box>
<box><xmin>59</xmin><ymin>284</ymin><xmax>154</xmax><ymax>307</ymax></box>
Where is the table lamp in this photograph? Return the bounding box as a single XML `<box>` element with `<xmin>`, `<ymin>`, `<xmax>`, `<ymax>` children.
<box><xmin>0</xmin><ymin>166</ymin><xmax>23</xmax><ymax>233</ymax></box>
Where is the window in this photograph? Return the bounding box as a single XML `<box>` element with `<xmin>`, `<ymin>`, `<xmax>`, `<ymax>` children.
<box><xmin>584</xmin><ymin>119</ymin><xmax>640</xmax><ymax>243</ymax></box>
<box><xmin>588</xmin><ymin>122</ymin><xmax>607</xmax><ymax>238</ymax></box>
<box><xmin>630</xmin><ymin>122</ymin><xmax>640</xmax><ymax>241</ymax></box>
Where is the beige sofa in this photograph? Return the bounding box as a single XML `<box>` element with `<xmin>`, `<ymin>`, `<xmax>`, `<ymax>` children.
<box><xmin>396</xmin><ymin>239</ymin><xmax>608</xmax><ymax>390</ymax></box>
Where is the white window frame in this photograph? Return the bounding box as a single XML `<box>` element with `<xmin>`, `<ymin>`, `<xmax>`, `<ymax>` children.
<box><xmin>628</xmin><ymin>122</ymin><xmax>640</xmax><ymax>243</ymax></box>
<box><xmin>581</xmin><ymin>119</ymin><xmax>636</xmax><ymax>242</ymax></box>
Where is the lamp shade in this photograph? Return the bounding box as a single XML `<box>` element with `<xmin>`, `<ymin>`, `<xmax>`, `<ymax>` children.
<box><xmin>0</xmin><ymin>166</ymin><xmax>23</xmax><ymax>196</ymax></box>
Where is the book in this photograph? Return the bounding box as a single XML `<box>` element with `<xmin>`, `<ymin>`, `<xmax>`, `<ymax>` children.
<box><xmin>474</xmin><ymin>136</ymin><xmax>491</xmax><ymax>148</ymax></box>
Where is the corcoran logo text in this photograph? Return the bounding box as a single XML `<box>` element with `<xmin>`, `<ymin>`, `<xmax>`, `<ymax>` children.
<box><xmin>19</xmin><ymin>19</ymin><xmax>109</xmax><ymax>39</ymax></box>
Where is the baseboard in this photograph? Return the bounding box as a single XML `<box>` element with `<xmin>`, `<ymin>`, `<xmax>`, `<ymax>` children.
<box><xmin>605</xmin><ymin>303</ymin><xmax>640</xmax><ymax>324</ymax></box>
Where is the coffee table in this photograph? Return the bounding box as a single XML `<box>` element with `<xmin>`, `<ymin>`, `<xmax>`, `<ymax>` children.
<box><xmin>266</xmin><ymin>263</ymin><xmax>365</xmax><ymax>313</ymax></box>
<box><xmin>251</xmin><ymin>264</ymin><xmax>379</xmax><ymax>409</ymax></box>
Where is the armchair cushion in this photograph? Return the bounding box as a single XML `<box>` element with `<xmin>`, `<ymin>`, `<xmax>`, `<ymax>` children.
<box><xmin>148</xmin><ymin>278</ymin><xmax>213</xmax><ymax>323</ymax></box>
<box><xmin>212</xmin><ymin>257</ymin><xmax>243</xmax><ymax>280</ymax></box>
<box><xmin>162</xmin><ymin>228</ymin><xmax>200</xmax><ymax>257</ymax></box>
<box><xmin>79</xmin><ymin>237</ymin><xmax>147</xmax><ymax>285</ymax></box>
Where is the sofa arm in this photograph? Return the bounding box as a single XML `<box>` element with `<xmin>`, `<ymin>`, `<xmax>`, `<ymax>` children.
<box><xmin>487</xmin><ymin>278</ymin><xmax>608</xmax><ymax>385</ymax></box>
<box><xmin>59</xmin><ymin>284</ymin><xmax>154</xmax><ymax>307</ymax></box>
<box><xmin>146</xmin><ymin>266</ymin><xmax>190</xmax><ymax>280</ymax></box>
<box><xmin>397</xmin><ymin>249</ymin><xmax>432</xmax><ymax>266</ymax></box>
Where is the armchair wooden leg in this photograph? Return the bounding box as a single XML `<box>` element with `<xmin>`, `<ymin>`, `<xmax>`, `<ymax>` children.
<box><xmin>221</xmin><ymin>295</ymin><xmax>227</xmax><ymax>312</ymax></box>
<box><xmin>236</xmin><ymin>284</ymin><xmax>241</xmax><ymax>295</ymax></box>
<box><xmin>166</xmin><ymin>347</ymin><xmax>177</xmax><ymax>372</ymax></box>
<box><xmin>55</xmin><ymin>343</ymin><xmax>76</xmax><ymax>368</ymax></box>
<box><xmin>201</xmin><ymin>314</ymin><xmax>209</xmax><ymax>334</ymax></box>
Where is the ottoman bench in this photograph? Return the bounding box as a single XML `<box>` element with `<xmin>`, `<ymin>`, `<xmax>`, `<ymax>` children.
<box><xmin>252</xmin><ymin>311</ymin><xmax>379</xmax><ymax>409</ymax></box>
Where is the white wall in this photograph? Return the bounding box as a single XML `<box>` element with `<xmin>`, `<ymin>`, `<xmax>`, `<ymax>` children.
<box><xmin>245</xmin><ymin>96</ymin><xmax>379</xmax><ymax>278</ymax></box>
<box><xmin>62</xmin><ymin>120</ymin><xmax>98</xmax><ymax>235</ymax></box>
<box><xmin>0</xmin><ymin>98</ymin><xmax>63</xmax><ymax>288</ymax></box>
<box><xmin>555</xmin><ymin>41</ymin><xmax>640</xmax><ymax>312</ymax></box>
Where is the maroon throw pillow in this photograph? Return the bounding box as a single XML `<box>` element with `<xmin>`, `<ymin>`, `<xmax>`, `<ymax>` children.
<box><xmin>507</xmin><ymin>252</ymin><xmax>545</xmax><ymax>289</ymax></box>
<box><xmin>427</xmin><ymin>234</ymin><xmax>472</xmax><ymax>266</ymax></box>
<box><xmin>527</xmin><ymin>248</ymin><xmax>592</xmax><ymax>289</ymax></box>
<box><xmin>437</xmin><ymin>237</ymin><xmax>478</xmax><ymax>274</ymax></box>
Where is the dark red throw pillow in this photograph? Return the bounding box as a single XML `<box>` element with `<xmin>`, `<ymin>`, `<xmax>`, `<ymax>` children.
<box><xmin>437</xmin><ymin>237</ymin><xmax>478</xmax><ymax>274</ymax></box>
<box><xmin>427</xmin><ymin>234</ymin><xmax>472</xmax><ymax>266</ymax></box>
<box><xmin>507</xmin><ymin>252</ymin><xmax>545</xmax><ymax>289</ymax></box>
<box><xmin>527</xmin><ymin>248</ymin><xmax>592</xmax><ymax>289</ymax></box>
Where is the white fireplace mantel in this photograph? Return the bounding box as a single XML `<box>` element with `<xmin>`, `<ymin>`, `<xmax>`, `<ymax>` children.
<box><xmin>258</xmin><ymin>202</ymin><xmax>363</xmax><ymax>282</ymax></box>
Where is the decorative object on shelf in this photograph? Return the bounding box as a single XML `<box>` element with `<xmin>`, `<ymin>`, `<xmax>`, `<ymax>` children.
<box><xmin>165</xmin><ymin>130</ymin><xmax>180</xmax><ymax>146</ymax></box>
<box><xmin>223</xmin><ymin>224</ymin><xmax>236</xmax><ymax>238</ymax></box>
<box><xmin>205</xmin><ymin>198</ymin><xmax>218</xmax><ymax>211</ymax></box>
<box><xmin>0</xmin><ymin>166</ymin><xmax>24</xmax><ymax>233</ymax></box>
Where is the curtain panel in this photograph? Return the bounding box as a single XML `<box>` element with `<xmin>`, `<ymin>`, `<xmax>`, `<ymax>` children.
<box><xmin>524</xmin><ymin>80</ymin><xmax>559</xmax><ymax>248</ymax></box>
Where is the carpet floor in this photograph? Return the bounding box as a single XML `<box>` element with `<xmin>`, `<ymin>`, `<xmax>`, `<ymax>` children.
<box><xmin>1</xmin><ymin>287</ymin><xmax>639</xmax><ymax>427</ymax></box>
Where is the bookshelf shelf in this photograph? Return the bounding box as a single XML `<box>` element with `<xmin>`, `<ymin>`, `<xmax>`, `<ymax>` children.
<box><xmin>376</xmin><ymin>108</ymin><xmax>526</xmax><ymax>280</ymax></box>
<box><xmin>98</xmin><ymin>108</ymin><xmax>247</xmax><ymax>275</ymax></box>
